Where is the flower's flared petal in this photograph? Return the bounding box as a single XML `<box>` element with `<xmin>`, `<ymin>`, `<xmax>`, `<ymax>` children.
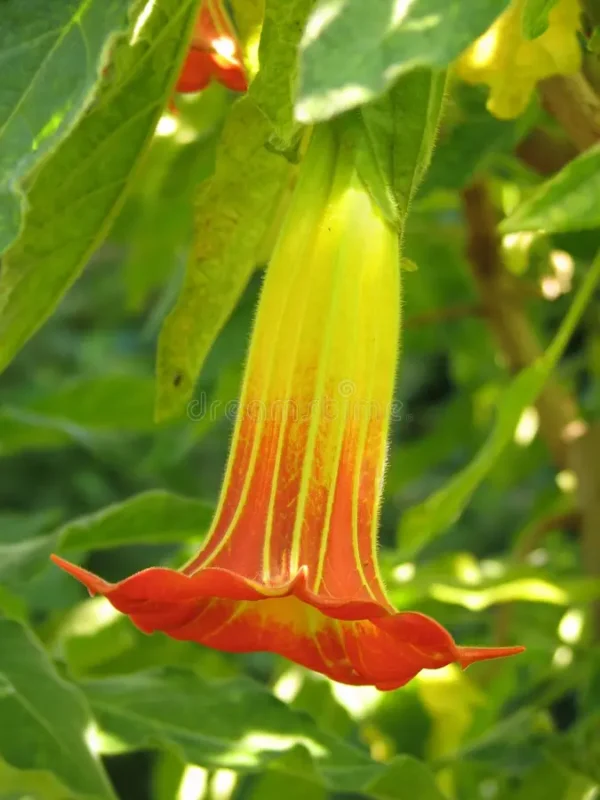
<box><xmin>51</xmin><ymin>555</ymin><xmax>524</xmax><ymax>690</ymax></box>
<box><xmin>175</xmin><ymin>49</ymin><xmax>214</xmax><ymax>93</ymax></box>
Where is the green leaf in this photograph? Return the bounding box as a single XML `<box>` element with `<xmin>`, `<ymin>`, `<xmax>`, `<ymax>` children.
<box><xmin>123</xmin><ymin>131</ymin><xmax>221</xmax><ymax>311</ymax></box>
<box><xmin>0</xmin><ymin>617</ymin><xmax>114</xmax><ymax>799</ymax></box>
<box><xmin>512</xmin><ymin>755</ymin><xmax>598</xmax><ymax>800</ymax></box>
<box><xmin>0</xmin><ymin>505</ymin><xmax>60</xmax><ymax>594</ymax></box>
<box><xmin>0</xmin><ymin>587</ymin><xmax>27</xmax><ymax>623</ymax></box>
<box><xmin>295</xmin><ymin>0</ymin><xmax>510</xmax><ymax>123</ymax></box>
<box><xmin>230</xmin><ymin>0</ymin><xmax>266</xmax><ymax>47</ymax></box>
<box><xmin>1</xmin><ymin>491</ymin><xmax>213</xmax><ymax>589</ymax></box>
<box><xmin>365</xmin><ymin>756</ymin><xmax>448</xmax><ymax>799</ymax></box>
<box><xmin>152</xmin><ymin>751</ymin><xmax>186</xmax><ymax>800</ymax></box>
<box><xmin>521</xmin><ymin>0</ymin><xmax>560</xmax><ymax>39</ymax></box>
<box><xmin>0</xmin><ymin>409</ymin><xmax>70</xmax><ymax>456</ymax></box>
<box><xmin>501</xmin><ymin>144</ymin><xmax>600</xmax><ymax>234</ymax></box>
<box><xmin>0</xmin><ymin>0</ymin><xmax>131</xmax><ymax>253</ymax></box>
<box><xmin>422</xmin><ymin>84</ymin><xmax>526</xmax><ymax>193</ymax></box>
<box><xmin>0</xmin><ymin>755</ymin><xmax>78</xmax><ymax>800</ymax></box>
<box><xmin>0</xmin><ymin>0</ymin><xmax>202</xmax><ymax>376</ymax></box>
<box><xmin>27</xmin><ymin>374</ymin><xmax>157</xmax><ymax>428</ymax></box>
<box><xmin>358</xmin><ymin>68</ymin><xmax>446</xmax><ymax>222</ymax></box>
<box><xmin>398</xmin><ymin>248</ymin><xmax>600</xmax><ymax>555</ymax></box>
<box><xmin>249</xmin><ymin>745</ymin><xmax>328</xmax><ymax>800</ymax></box>
<box><xmin>57</xmin><ymin>489</ymin><xmax>213</xmax><ymax>551</ymax></box>
<box><xmin>0</xmin><ymin>510</ymin><xmax>60</xmax><ymax>544</ymax></box>
<box><xmin>80</xmin><ymin>668</ymin><xmax>380</xmax><ymax>791</ymax></box>
<box><xmin>0</xmin><ymin>537</ymin><xmax>56</xmax><ymax>589</ymax></box>
<box><xmin>155</xmin><ymin>96</ymin><xmax>291</xmax><ymax>421</ymax></box>
<box><xmin>248</xmin><ymin>0</ymin><xmax>316</xmax><ymax>148</ymax></box>
<box><xmin>0</xmin><ymin>375</ymin><xmax>160</xmax><ymax>456</ymax></box>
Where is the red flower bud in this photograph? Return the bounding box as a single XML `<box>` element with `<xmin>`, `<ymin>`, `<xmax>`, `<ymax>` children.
<box><xmin>175</xmin><ymin>0</ymin><xmax>247</xmax><ymax>95</ymax></box>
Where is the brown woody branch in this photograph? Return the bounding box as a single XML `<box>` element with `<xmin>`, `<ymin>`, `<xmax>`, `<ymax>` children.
<box><xmin>515</xmin><ymin>128</ymin><xmax>578</xmax><ymax>176</ymax></box>
<box><xmin>462</xmin><ymin>174</ymin><xmax>600</xmax><ymax>637</ymax></box>
<box><xmin>538</xmin><ymin>70</ymin><xmax>600</xmax><ymax>634</ymax></box>
<box><xmin>539</xmin><ymin>73</ymin><xmax>600</xmax><ymax>151</ymax></box>
<box><xmin>462</xmin><ymin>182</ymin><xmax>580</xmax><ymax>468</ymax></box>
<box><xmin>404</xmin><ymin>303</ymin><xmax>484</xmax><ymax>329</ymax></box>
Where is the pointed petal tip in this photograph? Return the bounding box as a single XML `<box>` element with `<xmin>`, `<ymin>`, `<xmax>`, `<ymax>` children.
<box><xmin>457</xmin><ymin>644</ymin><xmax>526</xmax><ymax>669</ymax></box>
<box><xmin>50</xmin><ymin>554</ymin><xmax>112</xmax><ymax>596</ymax></box>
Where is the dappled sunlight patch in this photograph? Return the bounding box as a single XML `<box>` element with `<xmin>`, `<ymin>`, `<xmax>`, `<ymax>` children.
<box><xmin>273</xmin><ymin>668</ymin><xmax>305</xmax><ymax>703</ymax></box>
<box><xmin>558</xmin><ymin>608</ymin><xmax>584</xmax><ymax>645</ymax></box>
<box><xmin>229</xmin><ymin>731</ymin><xmax>328</xmax><ymax>764</ymax></box>
<box><xmin>430</xmin><ymin>578</ymin><xmax>569</xmax><ymax>609</ymax></box>
<box><xmin>155</xmin><ymin>113</ymin><xmax>179</xmax><ymax>137</ymax></box>
<box><xmin>392</xmin><ymin>562</ymin><xmax>416</xmax><ymax>583</ymax></box>
<box><xmin>552</xmin><ymin>644</ymin><xmax>573</xmax><ymax>669</ymax></box>
<box><xmin>514</xmin><ymin>406</ymin><xmax>539</xmax><ymax>446</ymax></box>
<box><xmin>556</xmin><ymin>469</ymin><xmax>578</xmax><ymax>493</ymax></box>
<box><xmin>329</xmin><ymin>682</ymin><xmax>382</xmax><ymax>720</ymax></box>
<box><xmin>83</xmin><ymin>721</ymin><xmax>126</xmax><ymax>757</ymax></box>
<box><xmin>454</xmin><ymin>553</ymin><xmax>483</xmax><ymax>586</ymax></box>
<box><xmin>178</xmin><ymin>765</ymin><xmax>208</xmax><ymax>800</ymax></box>
<box><xmin>211</xmin><ymin>769</ymin><xmax>238</xmax><ymax>800</ymax></box>
<box><xmin>131</xmin><ymin>0</ymin><xmax>156</xmax><ymax>44</ymax></box>
<box><xmin>302</xmin><ymin>0</ymin><xmax>344</xmax><ymax>47</ymax></box>
<box><xmin>62</xmin><ymin>595</ymin><xmax>121</xmax><ymax>637</ymax></box>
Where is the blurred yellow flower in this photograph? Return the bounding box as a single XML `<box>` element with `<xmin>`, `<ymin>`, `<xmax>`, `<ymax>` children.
<box><xmin>456</xmin><ymin>0</ymin><xmax>582</xmax><ymax>119</ymax></box>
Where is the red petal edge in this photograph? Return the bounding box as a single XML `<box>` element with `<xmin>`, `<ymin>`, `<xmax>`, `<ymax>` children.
<box><xmin>51</xmin><ymin>555</ymin><xmax>524</xmax><ymax>690</ymax></box>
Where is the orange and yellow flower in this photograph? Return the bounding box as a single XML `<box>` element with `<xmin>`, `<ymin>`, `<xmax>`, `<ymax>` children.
<box><xmin>52</xmin><ymin>126</ymin><xmax>524</xmax><ymax>689</ymax></box>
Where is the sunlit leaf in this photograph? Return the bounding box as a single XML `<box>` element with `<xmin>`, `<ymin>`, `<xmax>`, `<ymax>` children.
<box><xmin>501</xmin><ymin>144</ymin><xmax>600</xmax><ymax>233</ymax></box>
<box><xmin>364</xmin><ymin>755</ymin><xmax>448</xmax><ymax>799</ymax></box>
<box><xmin>0</xmin><ymin>0</ymin><xmax>202</xmax><ymax>376</ymax></box>
<box><xmin>248</xmin><ymin>0</ymin><xmax>315</xmax><ymax>147</ymax></box>
<box><xmin>0</xmin><ymin>618</ymin><xmax>114</xmax><ymax>799</ymax></box>
<box><xmin>429</xmin><ymin>579</ymin><xmax>570</xmax><ymax>610</ymax></box>
<box><xmin>249</xmin><ymin>745</ymin><xmax>327</xmax><ymax>800</ymax></box>
<box><xmin>80</xmin><ymin>668</ymin><xmax>380</xmax><ymax>791</ymax></box>
<box><xmin>418</xmin><ymin>665</ymin><xmax>483</xmax><ymax>797</ymax></box>
<box><xmin>0</xmin><ymin>755</ymin><xmax>79</xmax><ymax>800</ymax></box>
<box><xmin>0</xmin><ymin>0</ymin><xmax>131</xmax><ymax>253</ymax></box>
<box><xmin>357</xmin><ymin>68</ymin><xmax>447</xmax><ymax>222</ymax></box>
<box><xmin>512</xmin><ymin>754</ymin><xmax>597</xmax><ymax>800</ymax></box>
<box><xmin>296</xmin><ymin>0</ymin><xmax>509</xmax><ymax>122</ymax></box>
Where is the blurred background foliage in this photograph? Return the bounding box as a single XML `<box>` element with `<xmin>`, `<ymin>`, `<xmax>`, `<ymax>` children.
<box><xmin>1</xmin><ymin>0</ymin><xmax>600</xmax><ymax>799</ymax></box>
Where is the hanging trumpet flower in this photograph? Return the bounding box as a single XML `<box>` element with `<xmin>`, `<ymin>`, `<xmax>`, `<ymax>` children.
<box><xmin>52</xmin><ymin>125</ymin><xmax>523</xmax><ymax>690</ymax></box>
